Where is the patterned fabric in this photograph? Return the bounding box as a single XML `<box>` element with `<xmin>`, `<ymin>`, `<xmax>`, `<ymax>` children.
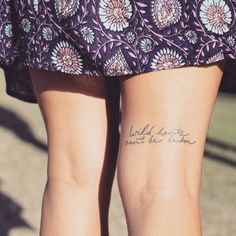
<box><xmin>1</xmin><ymin>0</ymin><xmax>236</xmax><ymax>103</ymax></box>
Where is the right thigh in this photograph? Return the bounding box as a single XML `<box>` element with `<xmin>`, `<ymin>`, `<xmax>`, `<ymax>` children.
<box><xmin>29</xmin><ymin>68</ymin><xmax>120</xmax><ymax>189</ymax></box>
<box><xmin>116</xmin><ymin>62</ymin><xmax>225</xmax><ymax>235</ymax></box>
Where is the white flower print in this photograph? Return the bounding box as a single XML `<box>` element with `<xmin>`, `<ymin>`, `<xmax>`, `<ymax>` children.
<box><xmin>42</xmin><ymin>26</ymin><xmax>53</xmax><ymax>41</ymax></box>
<box><xmin>227</xmin><ymin>35</ymin><xmax>235</xmax><ymax>46</ymax></box>
<box><xmin>185</xmin><ymin>30</ymin><xmax>198</xmax><ymax>44</ymax></box>
<box><xmin>151</xmin><ymin>0</ymin><xmax>182</xmax><ymax>29</ymax></box>
<box><xmin>151</xmin><ymin>47</ymin><xmax>185</xmax><ymax>70</ymax></box>
<box><xmin>103</xmin><ymin>48</ymin><xmax>133</xmax><ymax>75</ymax></box>
<box><xmin>199</xmin><ymin>0</ymin><xmax>232</xmax><ymax>35</ymax></box>
<box><xmin>140</xmin><ymin>38</ymin><xmax>154</xmax><ymax>52</ymax></box>
<box><xmin>206</xmin><ymin>50</ymin><xmax>225</xmax><ymax>63</ymax></box>
<box><xmin>81</xmin><ymin>27</ymin><xmax>95</xmax><ymax>44</ymax></box>
<box><xmin>51</xmin><ymin>41</ymin><xmax>83</xmax><ymax>74</ymax></box>
<box><xmin>54</xmin><ymin>0</ymin><xmax>80</xmax><ymax>20</ymax></box>
<box><xmin>125</xmin><ymin>31</ymin><xmax>136</xmax><ymax>43</ymax></box>
<box><xmin>4</xmin><ymin>23</ymin><xmax>13</xmax><ymax>38</ymax></box>
<box><xmin>98</xmin><ymin>0</ymin><xmax>133</xmax><ymax>31</ymax></box>
<box><xmin>2</xmin><ymin>0</ymin><xmax>236</xmax><ymax>104</ymax></box>
<box><xmin>33</xmin><ymin>0</ymin><xmax>39</xmax><ymax>14</ymax></box>
<box><xmin>21</xmin><ymin>18</ymin><xmax>31</xmax><ymax>32</ymax></box>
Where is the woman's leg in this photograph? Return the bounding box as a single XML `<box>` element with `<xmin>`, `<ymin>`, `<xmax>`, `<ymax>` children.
<box><xmin>117</xmin><ymin>60</ymin><xmax>225</xmax><ymax>236</ymax></box>
<box><xmin>29</xmin><ymin>68</ymin><xmax>120</xmax><ymax>236</ymax></box>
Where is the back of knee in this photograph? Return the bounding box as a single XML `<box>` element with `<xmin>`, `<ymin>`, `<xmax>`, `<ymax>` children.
<box><xmin>139</xmin><ymin>184</ymin><xmax>200</xmax><ymax>208</ymax></box>
<box><xmin>46</xmin><ymin>155</ymin><xmax>102</xmax><ymax>190</ymax></box>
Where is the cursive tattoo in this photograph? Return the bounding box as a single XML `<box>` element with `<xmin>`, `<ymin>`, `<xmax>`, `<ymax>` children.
<box><xmin>124</xmin><ymin>123</ymin><xmax>197</xmax><ymax>145</ymax></box>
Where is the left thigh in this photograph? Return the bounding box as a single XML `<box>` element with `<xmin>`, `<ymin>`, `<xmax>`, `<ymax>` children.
<box><xmin>117</xmin><ymin>61</ymin><xmax>225</xmax><ymax>200</ymax></box>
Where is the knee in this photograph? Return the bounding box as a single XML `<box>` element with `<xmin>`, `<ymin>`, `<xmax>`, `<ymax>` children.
<box><xmin>46</xmin><ymin>171</ymin><xmax>100</xmax><ymax>193</ymax></box>
<box><xmin>46</xmin><ymin>151</ymin><xmax>104</xmax><ymax>190</ymax></box>
<box><xmin>47</xmin><ymin>171</ymin><xmax>98</xmax><ymax>189</ymax></box>
<box><xmin>46</xmin><ymin>134</ymin><xmax>109</xmax><ymax>189</ymax></box>
<box><xmin>139</xmin><ymin>183</ymin><xmax>200</xmax><ymax>208</ymax></box>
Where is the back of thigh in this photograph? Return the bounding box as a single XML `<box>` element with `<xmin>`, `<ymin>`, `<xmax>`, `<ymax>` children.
<box><xmin>29</xmin><ymin>68</ymin><xmax>120</xmax><ymax>189</ymax></box>
<box><xmin>117</xmin><ymin>61</ymin><xmax>225</xmax><ymax>200</ymax></box>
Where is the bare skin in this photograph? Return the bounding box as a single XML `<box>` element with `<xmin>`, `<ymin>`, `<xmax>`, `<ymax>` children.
<box><xmin>29</xmin><ymin>59</ymin><xmax>225</xmax><ymax>236</ymax></box>
<box><xmin>117</xmin><ymin>60</ymin><xmax>225</xmax><ymax>236</ymax></box>
<box><xmin>29</xmin><ymin>69</ymin><xmax>120</xmax><ymax>236</ymax></box>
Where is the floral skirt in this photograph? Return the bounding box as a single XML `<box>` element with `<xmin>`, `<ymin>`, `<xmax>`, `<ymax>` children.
<box><xmin>1</xmin><ymin>0</ymin><xmax>236</xmax><ymax>103</ymax></box>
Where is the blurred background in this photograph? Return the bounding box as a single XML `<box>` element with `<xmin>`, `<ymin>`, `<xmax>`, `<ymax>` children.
<box><xmin>0</xmin><ymin>68</ymin><xmax>236</xmax><ymax>236</ymax></box>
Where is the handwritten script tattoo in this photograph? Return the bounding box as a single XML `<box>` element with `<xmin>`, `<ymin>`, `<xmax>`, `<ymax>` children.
<box><xmin>124</xmin><ymin>123</ymin><xmax>197</xmax><ymax>145</ymax></box>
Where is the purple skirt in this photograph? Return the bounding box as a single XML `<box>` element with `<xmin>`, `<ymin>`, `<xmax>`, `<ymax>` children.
<box><xmin>1</xmin><ymin>0</ymin><xmax>236</xmax><ymax>103</ymax></box>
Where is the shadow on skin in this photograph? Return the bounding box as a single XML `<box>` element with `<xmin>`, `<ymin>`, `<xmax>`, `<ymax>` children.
<box><xmin>29</xmin><ymin>68</ymin><xmax>122</xmax><ymax>99</ymax></box>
